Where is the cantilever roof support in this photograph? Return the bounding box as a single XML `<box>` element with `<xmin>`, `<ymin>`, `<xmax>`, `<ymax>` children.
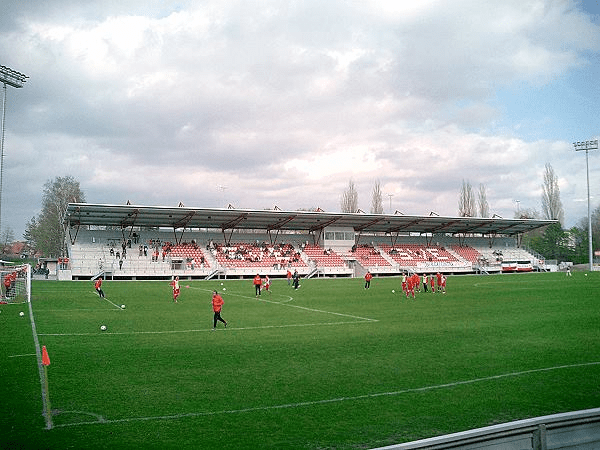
<box><xmin>170</xmin><ymin>211</ymin><xmax>197</xmax><ymax>245</ymax></box>
<box><xmin>67</xmin><ymin>222</ymin><xmax>81</xmax><ymax>246</ymax></box>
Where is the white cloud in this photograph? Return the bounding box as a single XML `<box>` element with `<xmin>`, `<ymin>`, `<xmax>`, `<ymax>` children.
<box><xmin>0</xmin><ymin>0</ymin><xmax>599</xmax><ymax>237</ymax></box>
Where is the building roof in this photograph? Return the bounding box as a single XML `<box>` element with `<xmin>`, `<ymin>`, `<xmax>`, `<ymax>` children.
<box><xmin>65</xmin><ymin>203</ymin><xmax>555</xmax><ymax>237</ymax></box>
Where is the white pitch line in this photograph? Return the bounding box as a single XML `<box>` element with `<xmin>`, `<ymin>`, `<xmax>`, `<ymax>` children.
<box><xmin>8</xmin><ymin>353</ymin><xmax>37</xmax><ymax>358</ymax></box>
<box><xmin>51</xmin><ymin>361</ymin><xmax>600</xmax><ymax>429</ymax></box>
<box><xmin>37</xmin><ymin>320</ymin><xmax>372</xmax><ymax>337</ymax></box>
<box><xmin>193</xmin><ymin>286</ymin><xmax>378</xmax><ymax>322</ymax></box>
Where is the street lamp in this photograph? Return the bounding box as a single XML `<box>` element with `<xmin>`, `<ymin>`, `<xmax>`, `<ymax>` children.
<box><xmin>0</xmin><ymin>65</ymin><xmax>28</xmax><ymax>235</ymax></box>
<box><xmin>573</xmin><ymin>139</ymin><xmax>598</xmax><ymax>271</ymax></box>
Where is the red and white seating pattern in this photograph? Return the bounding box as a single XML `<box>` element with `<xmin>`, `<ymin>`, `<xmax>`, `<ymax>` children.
<box><xmin>350</xmin><ymin>245</ymin><xmax>391</xmax><ymax>266</ymax></box>
<box><xmin>380</xmin><ymin>244</ymin><xmax>460</xmax><ymax>266</ymax></box>
<box><xmin>213</xmin><ymin>243</ymin><xmax>306</xmax><ymax>269</ymax></box>
<box><xmin>303</xmin><ymin>244</ymin><xmax>346</xmax><ymax>267</ymax></box>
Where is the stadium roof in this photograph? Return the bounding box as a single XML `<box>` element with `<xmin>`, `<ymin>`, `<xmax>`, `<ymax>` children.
<box><xmin>65</xmin><ymin>203</ymin><xmax>556</xmax><ymax>237</ymax></box>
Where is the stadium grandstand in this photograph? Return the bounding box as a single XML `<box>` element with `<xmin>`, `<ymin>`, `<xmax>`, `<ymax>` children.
<box><xmin>58</xmin><ymin>203</ymin><xmax>556</xmax><ymax>281</ymax></box>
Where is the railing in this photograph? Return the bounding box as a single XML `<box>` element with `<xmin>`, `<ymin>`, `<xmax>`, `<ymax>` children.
<box><xmin>371</xmin><ymin>408</ymin><xmax>600</xmax><ymax>450</ymax></box>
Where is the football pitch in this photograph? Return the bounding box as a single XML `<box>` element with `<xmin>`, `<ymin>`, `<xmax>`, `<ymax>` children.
<box><xmin>1</xmin><ymin>272</ymin><xmax>599</xmax><ymax>449</ymax></box>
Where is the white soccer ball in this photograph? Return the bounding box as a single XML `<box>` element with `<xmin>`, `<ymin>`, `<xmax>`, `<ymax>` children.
<box><xmin>121</xmin><ymin>304</ymin><xmax>126</xmax><ymax>309</ymax></box>
<box><xmin>220</xmin><ymin>282</ymin><xmax>224</xmax><ymax>285</ymax></box>
<box><xmin>223</xmin><ymin>288</ymin><xmax>226</xmax><ymax>291</ymax></box>
<box><xmin>19</xmin><ymin>311</ymin><xmax>24</xmax><ymax>316</ymax></box>
<box><xmin>100</xmin><ymin>325</ymin><xmax>107</xmax><ymax>331</ymax></box>
<box><xmin>392</xmin><ymin>290</ymin><xmax>395</xmax><ymax>293</ymax></box>
<box><xmin>585</xmin><ymin>273</ymin><xmax>588</xmax><ymax>277</ymax></box>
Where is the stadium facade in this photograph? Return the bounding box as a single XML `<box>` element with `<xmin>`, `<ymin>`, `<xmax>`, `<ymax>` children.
<box><xmin>54</xmin><ymin>203</ymin><xmax>556</xmax><ymax>281</ymax></box>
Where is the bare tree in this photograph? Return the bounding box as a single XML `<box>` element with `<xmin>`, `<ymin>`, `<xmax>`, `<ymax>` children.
<box><xmin>370</xmin><ymin>180</ymin><xmax>384</xmax><ymax>214</ymax></box>
<box><xmin>341</xmin><ymin>179</ymin><xmax>359</xmax><ymax>213</ymax></box>
<box><xmin>478</xmin><ymin>183</ymin><xmax>489</xmax><ymax>218</ymax></box>
<box><xmin>541</xmin><ymin>162</ymin><xmax>564</xmax><ymax>226</ymax></box>
<box><xmin>458</xmin><ymin>180</ymin><xmax>476</xmax><ymax>217</ymax></box>
<box><xmin>0</xmin><ymin>226</ymin><xmax>14</xmax><ymax>253</ymax></box>
<box><xmin>24</xmin><ymin>176</ymin><xmax>85</xmax><ymax>257</ymax></box>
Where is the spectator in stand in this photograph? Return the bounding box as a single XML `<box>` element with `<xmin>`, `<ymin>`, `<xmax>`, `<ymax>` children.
<box><xmin>253</xmin><ymin>274</ymin><xmax>262</xmax><ymax>297</ymax></box>
<box><xmin>364</xmin><ymin>271</ymin><xmax>373</xmax><ymax>289</ymax></box>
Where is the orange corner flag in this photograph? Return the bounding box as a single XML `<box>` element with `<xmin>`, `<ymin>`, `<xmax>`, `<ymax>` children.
<box><xmin>42</xmin><ymin>346</ymin><xmax>51</xmax><ymax>366</ymax></box>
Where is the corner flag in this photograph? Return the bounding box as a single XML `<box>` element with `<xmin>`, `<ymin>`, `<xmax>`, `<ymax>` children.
<box><xmin>42</xmin><ymin>345</ymin><xmax>51</xmax><ymax>366</ymax></box>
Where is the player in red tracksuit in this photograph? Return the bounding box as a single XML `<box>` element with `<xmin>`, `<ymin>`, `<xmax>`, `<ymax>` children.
<box><xmin>211</xmin><ymin>290</ymin><xmax>227</xmax><ymax>329</ymax></box>
<box><xmin>364</xmin><ymin>271</ymin><xmax>373</xmax><ymax>289</ymax></box>
<box><xmin>95</xmin><ymin>277</ymin><xmax>105</xmax><ymax>298</ymax></box>
<box><xmin>253</xmin><ymin>274</ymin><xmax>262</xmax><ymax>297</ymax></box>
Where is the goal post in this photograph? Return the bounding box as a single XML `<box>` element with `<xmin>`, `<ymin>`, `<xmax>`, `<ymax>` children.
<box><xmin>0</xmin><ymin>263</ymin><xmax>31</xmax><ymax>304</ymax></box>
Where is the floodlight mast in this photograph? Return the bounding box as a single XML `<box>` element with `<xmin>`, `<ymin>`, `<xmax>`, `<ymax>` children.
<box><xmin>573</xmin><ymin>139</ymin><xmax>599</xmax><ymax>272</ymax></box>
<box><xmin>0</xmin><ymin>65</ymin><xmax>28</xmax><ymax>236</ymax></box>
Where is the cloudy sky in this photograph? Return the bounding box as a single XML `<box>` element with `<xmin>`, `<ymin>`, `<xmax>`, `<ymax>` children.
<box><xmin>1</xmin><ymin>0</ymin><xmax>599</xmax><ymax>238</ymax></box>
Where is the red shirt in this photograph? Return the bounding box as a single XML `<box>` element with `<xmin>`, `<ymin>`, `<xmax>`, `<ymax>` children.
<box><xmin>95</xmin><ymin>279</ymin><xmax>102</xmax><ymax>290</ymax></box>
<box><xmin>364</xmin><ymin>272</ymin><xmax>372</xmax><ymax>282</ymax></box>
<box><xmin>212</xmin><ymin>294</ymin><xmax>224</xmax><ymax>312</ymax></box>
<box><xmin>253</xmin><ymin>275</ymin><xmax>262</xmax><ymax>285</ymax></box>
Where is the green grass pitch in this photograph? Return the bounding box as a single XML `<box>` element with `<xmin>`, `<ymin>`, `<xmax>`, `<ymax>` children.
<box><xmin>1</xmin><ymin>272</ymin><xmax>599</xmax><ymax>449</ymax></box>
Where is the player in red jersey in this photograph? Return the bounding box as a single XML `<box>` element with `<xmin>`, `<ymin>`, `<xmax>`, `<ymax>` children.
<box><xmin>94</xmin><ymin>277</ymin><xmax>105</xmax><ymax>298</ymax></box>
<box><xmin>170</xmin><ymin>276</ymin><xmax>180</xmax><ymax>303</ymax></box>
<box><xmin>263</xmin><ymin>275</ymin><xmax>272</xmax><ymax>295</ymax></box>
<box><xmin>406</xmin><ymin>274</ymin><xmax>415</xmax><ymax>299</ymax></box>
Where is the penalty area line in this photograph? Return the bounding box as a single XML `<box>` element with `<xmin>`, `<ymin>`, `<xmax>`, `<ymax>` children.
<box><xmin>52</xmin><ymin>361</ymin><xmax>600</xmax><ymax>429</ymax></box>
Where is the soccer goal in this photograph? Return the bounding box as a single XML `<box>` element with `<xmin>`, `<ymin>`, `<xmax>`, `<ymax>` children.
<box><xmin>0</xmin><ymin>263</ymin><xmax>31</xmax><ymax>304</ymax></box>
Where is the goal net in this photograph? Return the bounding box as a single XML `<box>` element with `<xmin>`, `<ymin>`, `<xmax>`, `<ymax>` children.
<box><xmin>0</xmin><ymin>264</ymin><xmax>31</xmax><ymax>304</ymax></box>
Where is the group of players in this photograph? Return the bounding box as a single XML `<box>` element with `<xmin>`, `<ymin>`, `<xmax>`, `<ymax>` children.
<box><xmin>400</xmin><ymin>272</ymin><xmax>447</xmax><ymax>298</ymax></box>
<box><xmin>93</xmin><ymin>271</ymin><xmax>448</xmax><ymax>332</ymax></box>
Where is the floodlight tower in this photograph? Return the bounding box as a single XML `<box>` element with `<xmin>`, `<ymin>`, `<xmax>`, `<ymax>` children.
<box><xmin>573</xmin><ymin>139</ymin><xmax>598</xmax><ymax>271</ymax></box>
<box><xmin>0</xmin><ymin>65</ymin><xmax>28</xmax><ymax>235</ymax></box>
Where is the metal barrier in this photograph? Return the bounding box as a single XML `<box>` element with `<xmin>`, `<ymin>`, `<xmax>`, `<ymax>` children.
<box><xmin>373</xmin><ymin>408</ymin><xmax>600</xmax><ymax>450</ymax></box>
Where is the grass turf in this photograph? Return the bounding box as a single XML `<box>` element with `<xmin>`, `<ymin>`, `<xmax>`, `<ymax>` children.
<box><xmin>1</xmin><ymin>271</ymin><xmax>599</xmax><ymax>449</ymax></box>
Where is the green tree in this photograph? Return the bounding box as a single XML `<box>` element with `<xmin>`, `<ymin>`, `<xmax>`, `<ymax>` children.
<box><xmin>528</xmin><ymin>223</ymin><xmax>571</xmax><ymax>262</ymax></box>
<box><xmin>0</xmin><ymin>226</ymin><xmax>15</xmax><ymax>253</ymax></box>
<box><xmin>24</xmin><ymin>176</ymin><xmax>85</xmax><ymax>257</ymax></box>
